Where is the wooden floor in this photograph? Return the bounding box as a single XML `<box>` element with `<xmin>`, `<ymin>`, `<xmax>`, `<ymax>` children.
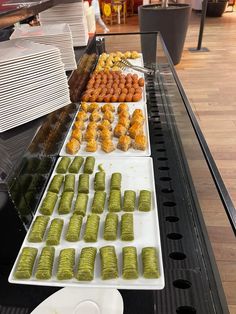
<box><xmin>97</xmin><ymin>10</ymin><xmax>236</xmax><ymax>313</ymax></box>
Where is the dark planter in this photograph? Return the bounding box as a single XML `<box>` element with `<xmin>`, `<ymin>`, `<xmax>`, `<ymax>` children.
<box><xmin>139</xmin><ymin>4</ymin><xmax>191</xmax><ymax>65</ymax></box>
<box><xmin>206</xmin><ymin>1</ymin><xmax>228</xmax><ymax>17</ymax></box>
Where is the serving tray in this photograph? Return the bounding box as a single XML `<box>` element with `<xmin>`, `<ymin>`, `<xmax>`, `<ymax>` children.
<box><xmin>9</xmin><ymin>156</ymin><xmax>164</xmax><ymax>290</ymax></box>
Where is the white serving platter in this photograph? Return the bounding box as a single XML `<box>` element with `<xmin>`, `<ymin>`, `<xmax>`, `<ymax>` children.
<box><xmin>31</xmin><ymin>287</ymin><xmax>123</xmax><ymax>314</ymax></box>
<box><xmin>60</xmin><ymin>102</ymin><xmax>151</xmax><ymax>157</ymax></box>
<box><xmin>9</xmin><ymin>157</ymin><xmax>164</xmax><ymax>290</ymax></box>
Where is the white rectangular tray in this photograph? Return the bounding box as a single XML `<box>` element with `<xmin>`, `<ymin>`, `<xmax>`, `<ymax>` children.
<box><xmin>9</xmin><ymin>157</ymin><xmax>164</xmax><ymax>290</ymax></box>
<box><xmin>60</xmin><ymin>103</ymin><xmax>151</xmax><ymax>157</ymax></box>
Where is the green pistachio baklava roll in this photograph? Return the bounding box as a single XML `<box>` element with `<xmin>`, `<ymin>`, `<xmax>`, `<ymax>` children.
<box><xmin>108</xmin><ymin>190</ymin><xmax>121</xmax><ymax>212</ymax></box>
<box><xmin>65</xmin><ymin>214</ymin><xmax>83</xmax><ymax>242</ymax></box>
<box><xmin>64</xmin><ymin>174</ymin><xmax>75</xmax><ymax>192</ymax></box>
<box><xmin>56</xmin><ymin>157</ymin><xmax>71</xmax><ymax>174</ymax></box>
<box><xmin>103</xmin><ymin>213</ymin><xmax>118</xmax><ymax>241</ymax></box>
<box><xmin>46</xmin><ymin>218</ymin><xmax>64</xmax><ymax>246</ymax></box>
<box><xmin>69</xmin><ymin>156</ymin><xmax>84</xmax><ymax>173</ymax></box>
<box><xmin>142</xmin><ymin>247</ymin><xmax>160</xmax><ymax>278</ymax></box>
<box><xmin>138</xmin><ymin>190</ymin><xmax>151</xmax><ymax>212</ymax></box>
<box><xmin>91</xmin><ymin>191</ymin><xmax>106</xmax><ymax>214</ymax></box>
<box><xmin>28</xmin><ymin>215</ymin><xmax>49</xmax><ymax>243</ymax></box>
<box><xmin>84</xmin><ymin>214</ymin><xmax>100</xmax><ymax>242</ymax></box>
<box><xmin>122</xmin><ymin>246</ymin><xmax>138</xmax><ymax>279</ymax></box>
<box><xmin>39</xmin><ymin>191</ymin><xmax>58</xmax><ymax>215</ymax></box>
<box><xmin>48</xmin><ymin>174</ymin><xmax>64</xmax><ymax>194</ymax></box>
<box><xmin>76</xmin><ymin>247</ymin><xmax>97</xmax><ymax>281</ymax></box>
<box><xmin>14</xmin><ymin>247</ymin><xmax>38</xmax><ymax>279</ymax></box>
<box><xmin>110</xmin><ymin>173</ymin><xmax>122</xmax><ymax>190</ymax></box>
<box><xmin>123</xmin><ymin>190</ymin><xmax>136</xmax><ymax>212</ymax></box>
<box><xmin>74</xmin><ymin>193</ymin><xmax>88</xmax><ymax>216</ymax></box>
<box><xmin>57</xmin><ymin>248</ymin><xmax>75</xmax><ymax>280</ymax></box>
<box><xmin>78</xmin><ymin>173</ymin><xmax>89</xmax><ymax>194</ymax></box>
<box><xmin>58</xmin><ymin>191</ymin><xmax>74</xmax><ymax>214</ymax></box>
<box><xmin>83</xmin><ymin>156</ymin><xmax>95</xmax><ymax>174</ymax></box>
<box><xmin>35</xmin><ymin>246</ymin><xmax>55</xmax><ymax>280</ymax></box>
<box><xmin>94</xmin><ymin>171</ymin><xmax>106</xmax><ymax>191</ymax></box>
<box><xmin>100</xmin><ymin>246</ymin><xmax>118</xmax><ymax>280</ymax></box>
<box><xmin>121</xmin><ymin>213</ymin><xmax>134</xmax><ymax>241</ymax></box>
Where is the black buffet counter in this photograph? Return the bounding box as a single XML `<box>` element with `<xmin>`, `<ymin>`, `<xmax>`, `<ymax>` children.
<box><xmin>0</xmin><ymin>33</ymin><xmax>232</xmax><ymax>314</ymax></box>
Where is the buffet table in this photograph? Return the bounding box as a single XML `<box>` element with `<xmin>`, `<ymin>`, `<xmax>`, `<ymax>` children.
<box><xmin>0</xmin><ymin>33</ymin><xmax>231</xmax><ymax>313</ymax></box>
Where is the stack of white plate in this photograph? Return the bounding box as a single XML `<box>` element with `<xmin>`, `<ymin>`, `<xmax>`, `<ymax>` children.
<box><xmin>10</xmin><ymin>24</ymin><xmax>77</xmax><ymax>72</ymax></box>
<box><xmin>0</xmin><ymin>39</ymin><xmax>70</xmax><ymax>133</ymax></box>
<box><xmin>39</xmin><ymin>2</ymin><xmax>89</xmax><ymax>47</ymax></box>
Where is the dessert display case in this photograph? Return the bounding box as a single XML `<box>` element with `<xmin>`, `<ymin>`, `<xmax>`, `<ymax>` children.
<box><xmin>0</xmin><ymin>32</ymin><xmax>233</xmax><ymax>313</ymax></box>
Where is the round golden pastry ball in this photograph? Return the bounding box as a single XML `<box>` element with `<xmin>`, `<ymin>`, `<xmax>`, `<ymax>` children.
<box><xmin>121</xmin><ymin>87</ymin><xmax>128</xmax><ymax>94</ymax></box>
<box><xmin>125</xmin><ymin>83</ymin><xmax>132</xmax><ymax>89</ymax></box>
<box><xmin>111</xmin><ymin>94</ymin><xmax>119</xmax><ymax>102</ymax></box>
<box><xmin>131</xmin><ymin>51</ymin><xmax>140</xmax><ymax>59</ymax></box>
<box><xmin>138</xmin><ymin>78</ymin><xmax>145</xmax><ymax>86</ymax></box>
<box><xmin>89</xmin><ymin>95</ymin><xmax>97</xmax><ymax>102</ymax></box>
<box><xmin>125</xmin><ymin>93</ymin><xmax>133</xmax><ymax>102</ymax></box>
<box><xmin>132</xmin><ymin>93</ymin><xmax>142</xmax><ymax>102</ymax></box>
<box><xmin>119</xmin><ymin>93</ymin><xmax>126</xmax><ymax>102</ymax></box>
<box><xmin>116</xmin><ymin>87</ymin><xmax>122</xmax><ymax>95</ymax></box>
<box><xmin>124</xmin><ymin>51</ymin><xmax>131</xmax><ymax>59</ymax></box>
<box><xmin>109</xmin><ymin>88</ymin><xmax>115</xmax><ymax>95</ymax></box>
<box><xmin>132</xmin><ymin>83</ymin><xmax>140</xmax><ymax>90</ymax></box>
<box><xmin>82</xmin><ymin>94</ymin><xmax>90</xmax><ymax>102</ymax></box>
<box><xmin>103</xmin><ymin>94</ymin><xmax>112</xmax><ymax>102</ymax></box>
<box><xmin>94</xmin><ymin>82</ymin><xmax>100</xmax><ymax>89</ymax></box>
<box><xmin>135</xmin><ymin>87</ymin><xmax>142</xmax><ymax>94</ymax></box>
<box><xmin>132</xmin><ymin>74</ymin><xmax>138</xmax><ymax>80</ymax></box>
<box><xmin>97</xmin><ymin>95</ymin><xmax>104</xmax><ymax>102</ymax></box>
<box><xmin>128</xmin><ymin>87</ymin><xmax>135</xmax><ymax>95</ymax></box>
<box><xmin>113</xmin><ymin>82</ymin><xmax>119</xmax><ymax>89</ymax></box>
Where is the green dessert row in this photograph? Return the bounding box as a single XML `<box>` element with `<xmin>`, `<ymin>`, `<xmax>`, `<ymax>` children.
<box><xmin>39</xmin><ymin>189</ymin><xmax>152</xmax><ymax>216</ymax></box>
<box><xmin>56</xmin><ymin>156</ymin><xmax>95</xmax><ymax>174</ymax></box>
<box><xmin>14</xmin><ymin>246</ymin><xmax>160</xmax><ymax>281</ymax></box>
<box><xmin>48</xmin><ymin>171</ymin><xmax>121</xmax><ymax>195</ymax></box>
<box><xmin>28</xmin><ymin>213</ymin><xmax>134</xmax><ymax>245</ymax></box>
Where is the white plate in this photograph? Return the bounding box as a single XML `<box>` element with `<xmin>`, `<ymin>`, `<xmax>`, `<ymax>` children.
<box><xmin>0</xmin><ymin>71</ymin><xmax>67</xmax><ymax>98</ymax></box>
<box><xmin>31</xmin><ymin>287</ymin><xmax>123</xmax><ymax>314</ymax></box>
<box><xmin>0</xmin><ymin>58</ymin><xmax>64</xmax><ymax>78</ymax></box>
<box><xmin>11</xmin><ymin>23</ymin><xmax>72</xmax><ymax>38</ymax></box>
<box><xmin>0</xmin><ymin>98</ymin><xmax>70</xmax><ymax>132</ymax></box>
<box><xmin>9</xmin><ymin>157</ymin><xmax>164</xmax><ymax>290</ymax></box>
<box><xmin>0</xmin><ymin>80</ymin><xmax>68</xmax><ymax>106</ymax></box>
<box><xmin>0</xmin><ymin>89</ymin><xmax>69</xmax><ymax>114</ymax></box>
<box><xmin>0</xmin><ymin>94</ymin><xmax>70</xmax><ymax>122</ymax></box>
<box><xmin>0</xmin><ymin>76</ymin><xmax>68</xmax><ymax>100</ymax></box>
<box><xmin>60</xmin><ymin>103</ymin><xmax>151</xmax><ymax>157</ymax></box>
<box><xmin>0</xmin><ymin>39</ymin><xmax>60</xmax><ymax>65</ymax></box>
<box><xmin>0</xmin><ymin>63</ymin><xmax>65</xmax><ymax>86</ymax></box>
<box><xmin>0</xmin><ymin>54</ymin><xmax>63</xmax><ymax>74</ymax></box>
<box><xmin>0</xmin><ymin>69</ymin><xmax>66</xmax><ymax>93</ymax></box>
<box><xmin>0</xmin><ymin>96</ymin><xmax>70</xmax><ymax>126</ymax></box>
